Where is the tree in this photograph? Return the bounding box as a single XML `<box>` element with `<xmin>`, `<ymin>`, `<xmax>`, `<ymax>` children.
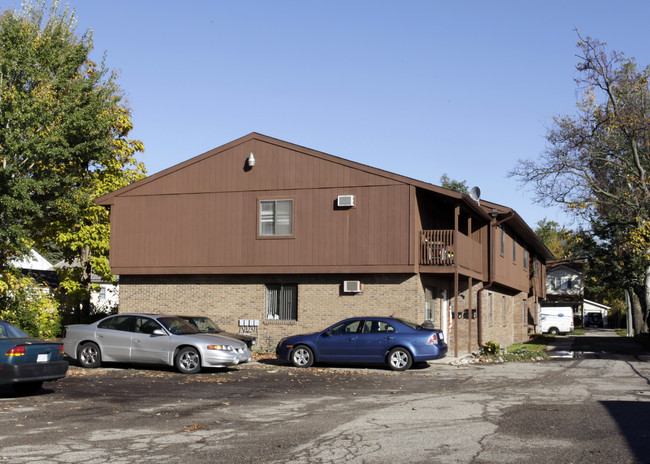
<box><xmin>510</xmin><ymin>32</ymin><xmax>650</xmax><ymax>333</ymax></box>
<box><xmin>440</xmin><ymin>173</ymin><xmax>469</xmax><ymax>194</ymax></box>
<box><xmin>534</xmin><ymin>219</ymin><xmax>577</xmax><ymax>259</ymax></box>
<box><xmin>0</xmin><ymin>1</ymin><xmax>146</xmax><ymax>323</ymax></box>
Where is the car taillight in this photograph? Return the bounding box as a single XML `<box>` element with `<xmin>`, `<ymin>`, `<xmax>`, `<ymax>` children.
<box><xmin>427</xmin><ymin>334</ymin><xmax>438</xmax><ymax>345</ymax></box>
<box><xmin>7</xmin><ymin>345</ymin><xmax>26</xmax><ymax>357</ymax></box>
<box><xmin>59</xmin><ymin>344</ymin><xmax>65</xmax><ymax>355</ymax></box>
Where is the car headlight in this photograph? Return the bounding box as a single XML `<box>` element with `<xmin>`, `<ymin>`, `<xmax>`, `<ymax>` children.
<box><xmin>207</xmin><ymin>345</ymin><xmax>234</xmax><ymax>351</ymax></box>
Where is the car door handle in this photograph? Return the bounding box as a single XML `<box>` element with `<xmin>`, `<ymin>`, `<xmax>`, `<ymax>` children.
<box><xmin>133</xmin><ymin>339</ymin><xmax>141</xmax><ymax>343</ymax></box>
<box><xmin>385</xmin><ymin>336</ymin><xmax>394</xmax><ymax>340</ymax></box>
<box><xmin>346</xmin><ymin>337</ymin><xmax>356</xmax><ymax>341</ymax></box>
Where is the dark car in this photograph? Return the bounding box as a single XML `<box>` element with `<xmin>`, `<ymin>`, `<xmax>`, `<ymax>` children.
<box><xmin>585</xmin><ymin>312</ymin><xmax>604</xmax><ymax>328</ymax></box>
<box><xmin>276</xmin><ymin>317</ymin><xmax>447</xmax><ymax>371</ymax></box>
<box><xmin>179</xmin><ymin>316</ymin><xmax>257</xmax><ymax>349</ymax></box>
<box><xmin>0</xmin><ymin>320</ymin><xmax>68</xmax><ymax>395</ymax></box>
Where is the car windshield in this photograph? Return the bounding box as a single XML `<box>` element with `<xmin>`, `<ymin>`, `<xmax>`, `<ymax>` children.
<box><xmin>157</xmin><ymin>317</ymin><xmax>201</xmax><ymax>335</ymax></box>
<box><xmin>189</xmin><ymin>317</ymin><xmax>223</xmax><ymax>334</ymax></box>
<box><xmin>0</xmin><ymin>321</ymin><xmax>30</xmax><ymax>339</ymax></box>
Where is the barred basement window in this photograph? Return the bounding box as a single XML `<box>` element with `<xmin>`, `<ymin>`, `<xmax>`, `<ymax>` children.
<box><xmin>266</xmin><ymin>284</ymin><xmax>298</xmax><ymax>320</ymax></box>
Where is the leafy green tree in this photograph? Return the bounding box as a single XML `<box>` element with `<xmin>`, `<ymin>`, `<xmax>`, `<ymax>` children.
<box><xmin>0</xmin><ymin>271</ymin><xmax>61</xmax><ymax>338</ymax></box>
<box><xmin>0</xmin><ymin>1</ymin><xmax>146</xmax><ymax>323</ymax></box>
<box><xmin>440</xmin><ymin>173</ymin><xmax>470</xmax><ymax>194</ymax></box>
<box><xmin>511</xmin><ymin>33</ymin><xmax>650</xmax><ymax>333</ymax></box>
<box><xmin>534</xmin><ymin>219</ymin><xmax>577</xmax><ymax>259</ymax></box>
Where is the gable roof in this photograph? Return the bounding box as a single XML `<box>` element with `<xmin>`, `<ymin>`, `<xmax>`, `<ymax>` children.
<box><xmin>96</xmin><ymin>132</ymin><xmax>553</xmax><ymax>259</ymax></box>
<box><xmin>96</xmin><ymin>132</ymin><xmax>482</xmax><ymax>211</ymax></box>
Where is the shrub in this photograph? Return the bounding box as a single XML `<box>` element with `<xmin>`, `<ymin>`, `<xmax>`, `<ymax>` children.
<box><xmin>483</xmin><ymin>340</ymin><xmax>500</xmax><ymax>355</ymax></box>
<box><xmin>0</xmin><ymin>271</ymin><xmax>62</xmax><ymax>339</ymax></box>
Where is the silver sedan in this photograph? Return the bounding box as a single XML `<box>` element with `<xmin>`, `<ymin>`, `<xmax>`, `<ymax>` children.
<box><xmin>63</xmin><ymin>314</ymin><xmax>251</xmax><ymax>374</ymax></box>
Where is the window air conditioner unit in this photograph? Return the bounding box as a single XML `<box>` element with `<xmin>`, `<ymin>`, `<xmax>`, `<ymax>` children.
<box><xmin>343</xmin><ymin>280</ymin><xmax>362</xmax><ymax>293</ymax></box>
<box><xmin>337</xmin><ymin>195</ymin><xmax>355</xmax><ymax>207</ymax></box>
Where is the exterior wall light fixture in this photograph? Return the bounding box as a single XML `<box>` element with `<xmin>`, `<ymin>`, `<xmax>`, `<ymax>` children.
<box><xmin>247</xmin><ymin>153</ymin><xmax>255</xmax><ymax>167</ymax></box>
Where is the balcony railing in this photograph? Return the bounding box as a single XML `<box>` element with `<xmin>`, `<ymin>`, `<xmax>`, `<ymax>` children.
<box><xmin>420</xmin><ymin>230</ymin><xmax>483</xmax><ymax>274</ymax></box>
<box><xmin>420</xmin><ymin>230</ymin><xmax>455</xmax><ymax>266</ymax></box>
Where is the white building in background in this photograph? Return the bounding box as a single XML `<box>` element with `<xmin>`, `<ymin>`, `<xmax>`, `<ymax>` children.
<box><xmin>583</xmin><ymin>299</ymin><xmax>610</xmax><ymax>327</ymax></box>
<box><xmin>11</xmin><ymin>249</ymin><xmax>54</xmax><ymax>272</ymax></box>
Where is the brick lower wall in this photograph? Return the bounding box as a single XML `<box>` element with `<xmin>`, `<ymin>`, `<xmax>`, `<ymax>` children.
<box><xmin>119</xmin><ymin>273</ymin><xmax>537</xmax><ymax>353</ymax></box>
<box><xmin>119</xmin><ymin>274</ymin><xmax>425</xmax><ymax>349</ymax></box>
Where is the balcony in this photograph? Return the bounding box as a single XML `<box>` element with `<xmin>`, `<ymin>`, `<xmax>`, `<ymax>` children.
<box><xmin>420</xmin><ymin>230</ymin><xmax>483</xmax><ymax>275</ymax></box>
<box><xmin>420</xmin><ymin>230</ymin><xmax>455</xmax><ymax>266</ymax></box>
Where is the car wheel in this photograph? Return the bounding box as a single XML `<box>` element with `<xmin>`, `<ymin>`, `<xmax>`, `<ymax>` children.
<box><xmin>387</xmin><ymin>347</ymin><xmax>412</xmax><ymax>371</ymax></box>
<box><xmin>78</xmin><ymin>342</ymin><xmax>101</xmax><ymax>368</ymax></box>
<box><xmin>175</xmin><ymin>347</ymin><xmax>201</xmax><ymax>374</ymax></box>
<box><xmin>290</xmin><ymin>345</ymin><xmax>314</xmax><ymax>368</ymax></box>
<box><xmin>548</xmin><ymin>327</ymin><xmax>560</xmax><ymax>336</ymax></box>
<box><xmin>12</xmin><ymin>381</ymin><xmax>43</xmax><ymax>395</ymax></box>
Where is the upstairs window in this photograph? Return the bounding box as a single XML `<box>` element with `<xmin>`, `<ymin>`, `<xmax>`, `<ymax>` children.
<box><xmin>524</xmin><ymin>249</ymin><xmax>529</xmax><ymax>270</ymax></box>
<box><xmin>500</xmin><ymin>228</ymin><xmax>505</xmax><ymax>256</ymax></box>
<box><xmin>259</xmin><ymin>200</ymin><xmax>293</xmax><ymax>236</ymax></box>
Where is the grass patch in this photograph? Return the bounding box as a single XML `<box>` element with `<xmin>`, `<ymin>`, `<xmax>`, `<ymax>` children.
<box><xmin>572</xmin><ymin>328</ymin><xmax>586</xmax><ymax>336</ymax></box>
<box><xmin>480</xmin><ymin>335</ymin><xmax>552</xmax><ymax>362</ymax></box>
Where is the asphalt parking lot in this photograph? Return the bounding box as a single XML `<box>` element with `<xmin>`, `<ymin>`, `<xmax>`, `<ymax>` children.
<box><xmin>1</xmin><ymin>329</ymin><xmax>650</xmax><ymax>464</ymax></box>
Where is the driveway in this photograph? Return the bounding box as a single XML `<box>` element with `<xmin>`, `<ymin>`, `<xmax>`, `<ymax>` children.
<box><xmin>0</xmin><ymin>330</ymin><xmax>648</xmax><ymax>463</ymax></box>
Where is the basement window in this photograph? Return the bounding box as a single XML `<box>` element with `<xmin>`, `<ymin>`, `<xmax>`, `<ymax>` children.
<box><xmin>266</xmin><ymin>284</ymin><xmax>298</xmax><ymax>320</ymax></box>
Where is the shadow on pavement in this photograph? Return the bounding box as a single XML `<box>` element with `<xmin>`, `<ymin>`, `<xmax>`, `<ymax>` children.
<box><xmin>601</xmin><ymin>401</ymin><xmax>650</xmax><ymax>463</ymax></box>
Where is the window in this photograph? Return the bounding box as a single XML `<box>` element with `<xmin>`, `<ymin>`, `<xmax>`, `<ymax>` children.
<box><xmin>513</xmin><ymin>237</ymin><xmax>517</xmax><ymax>263</ymax></box>
<box><xmin>534</xmin><ymin>258</ymin><xmax>539</xmax><ymax>276</ymax></box>
<box><xmin>98</xmin><ymin>315</ymin><xmax>133</xmax><ymax>332</ymax></box>
<box><xmin>501</xmin><ymin>296</ymin><xmax>506</xmax><ymax>325</ymax></box>
<box><xmin>523</xmin><ymin>249</ymin><xmax>529</xmax><ymax>270</ymax></box>
<box><xmin>135</xmin><ymin>317</ymin><xmax>163</xmax><ymax>335</ymax></box>
<box><xmin>488</xmin><ymin>293</ymin><xmax>493</xmax><ymax>327</ymax></box>
<box><xmin>259</xmin><ymin>200</ymin><xmax>293</xmax><ymax>236</ymax></box>
<box><xmin>522</xmin><ymin>300</ymin><xmax>527</xmax><ymax>324</ymax></box>
<box><xmin>362</xmin><ymin>320</ymin><xmax>395</xmax><ymax>333</ymax></box>
<box><xmin>266</xmin><ymin>284</ymin><xmax>298</xmax><ymax>320</ymax></box>
<box><xmin>329</xmin><ymin>319</ymin><xmax>362</xmax><ymax>335</ymax></box>
<box><xmin>500</xmin><ymin>227</ymin><xmax>505</xmax><ymax>255</ymax></box>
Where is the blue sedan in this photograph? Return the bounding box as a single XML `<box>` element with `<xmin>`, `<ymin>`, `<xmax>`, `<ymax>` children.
<box><xmin>276</xmin><ymin>317</ymin><xmax>447</xmax><ymax>371</ymax></box>
<box><xmin>0</xmin><ymin>320</ymin><xmax>68</xmax><ymax>395</ymax></box>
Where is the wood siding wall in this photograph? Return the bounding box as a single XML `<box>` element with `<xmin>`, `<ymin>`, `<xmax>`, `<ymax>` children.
<box><xmin>108</xmin><ymin>139</ymin><xmax>413</xmax><ymax>274</ymax></box>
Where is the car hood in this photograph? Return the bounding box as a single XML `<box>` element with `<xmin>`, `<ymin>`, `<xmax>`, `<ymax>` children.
<box><xmin>281</xmin><ymin>332</ymin><xmax>320</xmax><ymax>344</ymax></box>
<box><xmin>178</xmin><ymin>332</ymin><xmax>248</xmax><ymax>349</ymax></box>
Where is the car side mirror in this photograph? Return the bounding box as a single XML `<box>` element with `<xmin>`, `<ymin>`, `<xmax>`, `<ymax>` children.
<box><xmin>152</xmin><ymin>329</ymin><xmax>167</xmax><ymax>336</ymax></box>
<box><xmin>322</xmin><ymin>331</ymin><xmax>330</xmax><ymax>337</ymax></box>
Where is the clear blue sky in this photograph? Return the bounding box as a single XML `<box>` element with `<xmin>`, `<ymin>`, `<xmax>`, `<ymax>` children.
<box><xmin>18</xmin><ymin>1</ymin><xmax>650</xmax><ymax>229</ymax></box>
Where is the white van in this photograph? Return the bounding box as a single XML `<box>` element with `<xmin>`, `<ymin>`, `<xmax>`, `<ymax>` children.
<box><xmin>538</xmin><ymin>307</ymin><xmax>574</xmax><ymax>335</ymax></box>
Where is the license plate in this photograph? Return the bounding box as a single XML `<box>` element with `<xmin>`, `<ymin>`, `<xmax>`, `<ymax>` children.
<box><xmin>37</xmin><ymin>353</ymin><xmax>49</xmax><ymax>363</ymax></box>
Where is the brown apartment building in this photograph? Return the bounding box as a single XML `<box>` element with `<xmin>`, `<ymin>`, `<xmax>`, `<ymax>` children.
<box><xmin>96</xmin><ymin>133</ymin><xmax>553</xmax><ymax>356</ymax></box>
